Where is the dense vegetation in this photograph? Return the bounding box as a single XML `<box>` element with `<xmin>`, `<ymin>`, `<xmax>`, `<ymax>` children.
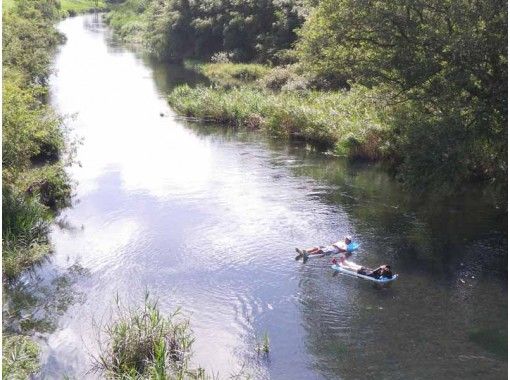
<box><xmin>93</xmin><ymin>294</ymin><xmax>210</xmax><ymax>379</ymax></box>
<box><xmin>3</xmin><ymin>0</ymin><xmax>74</xmax><ymax>375</ymax></box>
<box><xmin>3</xmin><ymin>0</ymin><xmax>72</xmax><ymax>278</ymax></box>
<box><xmin>107</xmin><ymin>0</ymin><xmax>507</xmax><ymax>192</ymax></box>
<box><xmin>169</xmin><ymin>81</ymin><xmax>388</xmax><ymax>159</ymax></box>
<box><xmin>106</xmin><ymin>0</ymin><xmax>306</xmax><ymax>63</ymax></box>
<box><xmin>2</xmin><ymin>335</ymin><xmax>40</xmax><ymax>378</ymax></box>
<box><xmin>59</xmin><ymin>0</ymin><xmax>107</xmax><ymax>16</ymax></box>
<box><xmin>297</xmin><ymin>0</ymin><xmax>507</xmax><ymax>187</ymax></box>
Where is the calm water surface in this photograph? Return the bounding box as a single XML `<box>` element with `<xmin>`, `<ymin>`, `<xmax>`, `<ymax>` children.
<box><xmin>5</xmin><ymin>15</ymin><xmax>507</xmax><ymax>379</ymax></box>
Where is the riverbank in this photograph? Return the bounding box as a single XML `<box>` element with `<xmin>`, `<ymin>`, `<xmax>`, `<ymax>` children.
<box><xmin>3</xmin><ymin>0</ymin><xmax>74</xmax><ymax>375</ymax></box>
<box><xmin>175</xmin><ymin>62</ymin><xmax>391</xmax><ymax>158</ymax></box>
<box><xmin>104</xmin><ymin>0</ymin><xmax>506</xmax><ymax>192</ymax></box>
<box><xmin>7</xmin><ymin>13</ymin><xmax>506</xmax><ymax>379</ymax></box>
<box><xmin>168</xmin><ymin>81</ymin><xmax>389</xmax><ymax>160</ymax></box>
<box><xmin>3</xmin><ymin>0</ymin><xmax>73</xmax><ymax>277</ymax></box>
<box><xmin>60</xmin><ymin>0</ymin><xmax>107</xmax><ymax>17</ymax></box>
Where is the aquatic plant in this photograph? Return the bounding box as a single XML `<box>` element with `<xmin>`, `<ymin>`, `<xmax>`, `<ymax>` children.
<box><xmin>261</xmin><ymin>332</ymin><xmax>270</xmax><ymax>355</ymax></box>
<box><xmin>93</xmin><ymin>292</ymin><xmax>198</xmax><ymax>379</ymax></box>
<box><xmin>2</xmin><ymin>335</ymin><xmax>40</xmax><ymax>379</ymax></box>
<box><xmin>256</xmin><ymin>331</ymin><xmax>270</xmax><ymax>356</ymax></box>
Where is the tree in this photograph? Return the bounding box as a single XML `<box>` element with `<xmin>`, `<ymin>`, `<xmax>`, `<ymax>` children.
<box><xmin>297</xmin><ymin>0</ymin><xmax>507</xmax><ymax>188</ymax></box>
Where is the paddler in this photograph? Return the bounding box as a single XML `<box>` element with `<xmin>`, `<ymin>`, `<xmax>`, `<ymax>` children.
<box><xmin>295</xmin><ymin>236</ymin><xmax>356</xmax><ymax>263</ymax></box>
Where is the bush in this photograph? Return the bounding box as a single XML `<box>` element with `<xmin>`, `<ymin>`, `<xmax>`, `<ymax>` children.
<box><xmin>259</xmin><ymin>66</ymin><xmax>301</xmax><ymax>91</ymax></box>
<box><xmin>93</xmin><ymin>294</ymin><xmax>197</xmax><ymax>379</ymax></box>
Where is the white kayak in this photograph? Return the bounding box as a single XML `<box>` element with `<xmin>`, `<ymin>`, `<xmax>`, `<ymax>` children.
<box><xmin>331</xmin><ymin>262</ymin><xmax>398</xmax><ymax>284</ymax></box>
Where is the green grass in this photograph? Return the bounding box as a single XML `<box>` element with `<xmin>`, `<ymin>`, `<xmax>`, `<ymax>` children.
<box><xmin>188</xmin><ymin>62</ymin><xmax>271</xmax><ymax>88</ymax></box>
<box><xmin>103</xmin><ymin>0</ymin><xmax>147</xmax><ymax>43</ymax></box>
<box><xmin>2</xmin><ymin>335</ymin><xmax>40</xmax><ymax>379</ymax></box>
<box><xmin>3</xmin><ymin>0</ymin><xmax>15</xmax><ymax>11</ymax></box>
<box><xmin>168</xmin><ymin>84</ymin><xmax>390</xmax><ymax>160</ymax></box>
<box><xmin>59</xmin><ymin>0</ymin><xmax>106</xmax><ymax>13</ymax></box>
<box><xmin>3</xmin><ymin>0</ymin><xmax>73</xmax><ymax>280</ymax></box>
<box><xmin>2</xmin><ymin>187</ymin><xmax>53</xmax><ymax>279</ymax></box>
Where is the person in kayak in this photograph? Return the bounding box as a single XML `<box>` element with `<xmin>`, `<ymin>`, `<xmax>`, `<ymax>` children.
<box><xmin>295</xmin><ymin>236</ymin><xmax>355</xmax><ymax>263</ymax></box>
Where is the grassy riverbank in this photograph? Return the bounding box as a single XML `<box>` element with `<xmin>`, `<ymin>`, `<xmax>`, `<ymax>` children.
<box><xmin>3</xmin><ymin>0</ymin><xmax>73</xmax><ymax>375</ymax></box>
<box><xmin>169</xmin><ymin>81</ymin><xmax>390</xmax><ymax>160</ymax></box>
<box><xmin>105</xmin><ymin>0</ymin><xmax>506</xmax><ymax>191</ymax></box>
<box><xmin>103</xmin><ymin>0</ymin><xmax>146</xmax><ymax>44</ymax></box>
<box><xmin>3</xmin><ymin>0</ymin><xmax>72</xmax><ymax>279</ymax></box>
<box><xmin>60</xmin><ymin>0</ymin><xmax>106</xmax><ymax>15</ymax></box>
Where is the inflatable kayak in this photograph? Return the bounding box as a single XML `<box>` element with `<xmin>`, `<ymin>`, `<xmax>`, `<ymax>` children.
<box><xmin>302</xmin><ymin>242</ymin><xmax>360</xmax><ymax>260</ymax></box>
<box><xmin>331</xmin><ymin>263</ymin><xmax>398</xmax><ymax>283</ymax></box>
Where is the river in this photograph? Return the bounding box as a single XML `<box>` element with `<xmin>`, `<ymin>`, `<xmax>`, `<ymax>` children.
<box><xmin>5</xmin><ymin>14</ymin><xmax>507</xmax><ymax>379</ymax></box>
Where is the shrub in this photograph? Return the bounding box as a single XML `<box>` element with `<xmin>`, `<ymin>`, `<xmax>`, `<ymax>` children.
<box><xmin>259</xmin><ymin>65</ymin><xmax>310</xmax><ymax>92</ymax></box>
<box><xmin>210</xmin><ymin>51</ymin><xmax>233</xmax><ymax>63</ymax></box>
<box><xmin>93</xmin><ymin>293</ymin><xmax>196</xmax><ymax>379</ymax></box>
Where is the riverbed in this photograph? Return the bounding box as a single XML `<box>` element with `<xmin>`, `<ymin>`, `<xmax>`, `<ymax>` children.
<box><xmin>5</xmin><ymin>14</ymin><xmax>507</xmax><ymax>379</ymax></box>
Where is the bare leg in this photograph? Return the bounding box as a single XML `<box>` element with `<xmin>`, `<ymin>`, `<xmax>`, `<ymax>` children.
<box><xmin>304</xmin><ymin>247</ymin><xmax>323</xmax><ymax>255</ymax></box>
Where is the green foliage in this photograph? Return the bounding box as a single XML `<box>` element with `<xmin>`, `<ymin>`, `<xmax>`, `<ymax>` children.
<box><xmin>103</xmin><ymin>0</ymin><xmax>148</xmax><ymax>43</ymax></box>
<box><xmin>3</xmin><ymin>0</ymin><xmax>71</xmax><ymax>279</ymax></box>
<box><xmin>107</xmin><ymin>0</ymin><xmax>306</xmax><ymax>63</ymax></box>
<box><xmin>168</xmin><ymin>84</ymin><xmax>388</xmax><ymax>158</ymax></box>
<box><xmin>259</xmin><ymin>65</ymin><xmax>309</xmax><ymax>91</ymax></box>
<box><xmin>191</xmin><ymin>62</ymin><xmax>270</xmax><ymax>88</ymax></box>
<box><xmin>3</xmin><ymin>76</ymin><xmax>64</xmax><ymax>178</ymax></box>
<box><xmin>59</xmin><ymin>0</ymin><xmax>107</xmax><ymax>13</ymax></box>
<box><xmin>3</xmin><ymin>0</ymin><xmax>16</xmax><ymax>11</ymax></box>
<box><xmin>297</xmin><ymin>0</ymin><xmax>507</xmax><ymax>188</ymax></box>
<box><xmin>2</xmin><ymin>335</ymin><xmax>41</xmax><ymax>379</ymax></box>
<box><xmin>3</xmin><ymin>1</ymin><xmax>63</xmax><ymax>85</ymax></box>
<box><xmin>2</xmin><ymin>187</ymin><xmax>52</xmax><ymax>279</ymax></box>
<box><xmin>107</xmin><ymin>0</ymin><xmax>505</xmax><ymax>190</ymax></box>
<box><xmin>94</xmin><ymin>293</ymin><xmax>201</xmax><ymax>379</ymax></box>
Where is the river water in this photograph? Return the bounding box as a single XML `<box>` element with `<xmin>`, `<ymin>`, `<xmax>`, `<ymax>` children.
<box><xmin>5</xmin><ymin>14</ymin><xmax>507</xmax><ymax>379</ymax></box>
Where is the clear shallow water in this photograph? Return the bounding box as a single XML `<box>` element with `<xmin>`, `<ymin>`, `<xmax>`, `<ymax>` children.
<box><xmin>4</xmin><ymin>14</ymin><xmax>507</xmax><ymax>379</ymax></box>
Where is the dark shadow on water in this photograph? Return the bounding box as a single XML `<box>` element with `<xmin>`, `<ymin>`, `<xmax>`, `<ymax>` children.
<box><xmin>469</xmin><ymin>327</ymin><xmax>508</xmax><ymax>358</ymax></box>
